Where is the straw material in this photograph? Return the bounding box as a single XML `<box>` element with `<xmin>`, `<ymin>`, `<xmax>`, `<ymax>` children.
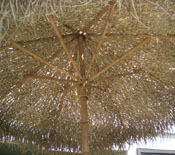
<box><xmin>0</xmin><ymin>0</ymin><xmax>175</xmax><ymax>153</ymax></box>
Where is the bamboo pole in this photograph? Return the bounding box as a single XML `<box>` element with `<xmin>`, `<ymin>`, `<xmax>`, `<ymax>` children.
<box><xmin>47</xmin><ymin>13</ymin><xmax>82</xmax><ymax>79</ymax></box>
<box><xmin>12</xmin><ymin>43</ymin><xmax>78</xmax><ymax>81</ymax></box>
<box><xmin>78</xmin><ymin>36</ymin><xmax>90</xmax><ymax>155</ymax></box>
<box><xmin>87</xmin><ymin>33</ymin><xmax>175</xmax><ymax>39</ymax></box>
<box><xmin>88</xmin><ymin>37</ymin><xmax>175</xmax><ymax>93</ymax></box>
<box><xmin>27</xmin><ymin>75</ymin><xmax>77</xmax><ymax>84</ymax></box>
<box><xmin>79</xmin><ymin>91</ymin><xmax>89</xmax><ymax>155</ymax></box>
<box><xmin>86</xmin><ymin>0</ymin><xmax>117</xmax><ymax>77</ymax></box>
<box><xmin>0</xmin><ymin>39</ymin><xmax>74</xmax><ymax>100</ymax></box>
<box><xmin>82</xmin><ymin>4</ymin><xmax>110</xmax><ymax>32</ymax></box>
<box><xmin>90</xmin><ymin>37</ymin><xmax>151</xmax><ymax>81</ymax></box>
<box><xmin>0</xmin><ymin>34</ymin><xmax>74</xmax><ymax>51</ymax></box>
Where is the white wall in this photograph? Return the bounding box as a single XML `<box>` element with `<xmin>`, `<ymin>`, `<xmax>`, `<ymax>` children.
<box><xmin>126</xmin><ymin>135</ymin><xmax>175</xmax><ymax>155</ymax></box>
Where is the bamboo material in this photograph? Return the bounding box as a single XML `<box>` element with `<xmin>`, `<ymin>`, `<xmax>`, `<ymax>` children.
<box><xmin>90</xmin><ymin>38</ymin><xmax>151</xmax><ymax>81</ymax></box>
<box><xmin>139</xmin><ymin>70</ymin><xmax>175</xmax><ymax>92</ymax></box>
<box><xmin>12</xmin><ymin>42</ymin><xmax>78</xmax><ymax>81</ymax></box>
<box><xmin>86</xmin><ymin>0</ymin><xmax>117</xmax><ymax>77</ymax></box>
<box><xmin>95</xmin><ymin>70</ymin><xmax>141</xmax><ymax>82</ymax></box>
<box><xmin>47</xmin><ymin>13</ymin><xmax>82</xmax><ymax>79</ymax></box>
<box><xmin>27</xmin><ymin>75</ymin><xmax>77</xmax><ymax>84</ymax></box>
<box><xmin>52</xmin><ymin>40</ymin><xmax>79</xmax><ymax>132</ymax></box>
<box><xmin>0</xmin><ymin>34</ymin><xmax>74</xmax><ymax>51</ymax></box>
<box><xmin>89</xmin><ymin>37</ymin><xmax>175</xmax><ymax>93</ymax></box>
<box><xmin>78</xmin><ymin>36</ymin><xmax>90</xmax><ymax>155</ymax></box>
<box><xmin>82</xmin><ymin>3</ymin><xmax>110</xmax><ymax>32</ymax></box>
<box><xmin>104</xmin><ymin>84</ymin><xmax>126</xmax><ymax>129</ymax></box>
<box><xmin>87</xmin><ymin>33</ymin><xmax>175</xmax><ymax>39</ymax></box>
<box><xmin>52</xmin><ymin>84</ymin><xmax>78</xmax><ymax>132</ymax></box>
<box><xmin>87</xmin><ymin>37</ymin><xmax>115</xmax><ymax>57</ymax></box>
<box><xmin>0</xmin><ymin>39</ymin><xmax>74</xmax><ymax>100</ymax></box>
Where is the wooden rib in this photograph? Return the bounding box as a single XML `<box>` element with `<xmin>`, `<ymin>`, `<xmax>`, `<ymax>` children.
<box><xmin>94</xmin><ymin>70</ymin><xmax>141</xmax><ymax>82</ymax></box>
<box><xmin>89</xmin><ymin>37</ymin><xmax>175</xmax><ymax>92</ymax></box>
<box><xmin>52</xmin><ymin>43</ymin><xmax>79</xmax><ymax>131</ymax></box>
<box><xmin>86</xmin><ymin>0</ymin><xmax>117</xmax><ymax>77</ymax></box>
<box><xmin>47</xmin><ymin>14</ymin><xmax>82</xmax><ymax>79</ymax></box>
<box><xmin>91</xmin><ymin>84</ymin><xmax>126</xmax><ymax>128</ymax></box>
<box><xmin>118</xmin><ymin>56</ymin><xmax>175</xmax><ymax>92</ymax></box>
<box><xmin>82</xmin><ymin>3</ymin><xmax>110</xmax><ymax>32</ymax></box>
<box><xmin>0</xmin><ymin>34</ymin><xmax>74</xmax><ymax>51</ymax></box>
<box><xmin>78</xmin><ymin>37</ymin><xmax>86</xmax><ymax>76</ymax></box>
<box><xmin>52</xmin><ymin>85</ymin><xmax>78</xmax><ymax>131</ymax></box>
<box><xmin>85</xmin><ymin>42</ymin><xmax>100</xmax><ymax>71</ymax></box>
<box><xmin>139</xmin><ymin>70</ymin><xmax>175</xmax><ymax>91</ymax></box>
<box><xmin>12</xmin><ymin>43</ymin><xmax>78</xmax><ymax>81</ymax></box>
<box><xmin>87</xmin><ymin>33</ymin><xmax>175</xmax><ymax>39</ymax></box>
<box><xmin>86</xmin><ymin>41</ymin><xmax>126</xmax><ymax>128</ymax></box>
<box><xmin>87</xmin><ymin>38</ymin><xmax>116</xmax><ymax>58</ymax></box>
<box><xmin>103</xmin><ymin>84</ymin><xmax>126</xmax><ymax>129</ymax></box>
<box><xmin>85</xmin><ymin>41</ymin><xmax>125</xmax><ymax>127</ymax></box>
<box><xmin>27</xmin><ymin>75</ymin><xmax>76</xmax><ymax>83</ymax></box>
<box><xmin>61</xmin><ymin>22</ymin><xmax>76</xmax><ymax>33</ymax></box>
<box><xmin>0</xmin><ymin>39</ymin><xmax>74</xmax><ymax>100</ymax></box>
<box><xmin>90</xmin><ymin>38</ymin><xmax>151</xmax><ymax>81</ymax></box>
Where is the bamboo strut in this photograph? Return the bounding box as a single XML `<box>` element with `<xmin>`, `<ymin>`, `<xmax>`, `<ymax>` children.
<box><xmin>0</xmin><ymin>34</ymin><xmax>74</xmax><ymax>51</ymax></box>
<box><xmin>78</xmin><ymin>36</ymin><xmax>90</xmax><ymax>155</ymax></box>
<box><xmin>0</xmin><ymin>39</ymin><xmax>74</xmax><ymax>100</ymax></box>
<box><xmin>27</xmin><ymin>75</ymin><xmax>76</xmax><ymax>84</ymax></box>
<box><xmin>12</xmin><ymin>43</ymin><xmax>78</xmax><ymax>81</ymax></box>
<box><xmin>89</xmin><ymin>37</ymin><xmax>175</xmax><ymax>92</ymax></box>
<box><xmin>82</xmin><ymin>3</ymin><xmax>110</xmax><ymax>32</ymax></box>
<box><xmin>47</xmin><ymin>14</ymin><xmax>82</xmax><ymax>79</ymax></box>
<box><xmin>85</xmin><ymin>41</ymin><xmax>126</xmax><ymax>129</ymax></box>
<box><xmin>87</xmin><ymin>38</ymin><xmax>116</xmax><ymax>58</ymax></box>
<box><xmin>87</xmin><ymin>33</ymin><xmax>175</xmax><ymax>39</ymax></box>
<box><xmin>86</xmin><ymin>0</ymin><xmax>117</xmax><ymax>77</ymax></box>
<box><xmin>52</xmin><ymin>85</ymin><xmax>78</xmax><ymax>132</ymax></box>
<box><xmin>103</xmin><ymin>84</ymin><xmax>126</xmax><ymax>129</ymax></box>
<box><xmin>94</xmin><ymin>70</ymin><xmax>141</xmax><ymax>82</ymax></box>
<box><xmin>52</xmin><ymin>43</ymin><xmax>79</xmax><ymax>132</ymax></box>
<box><xmin>90</xmin><ymin>38</ymin><xmax>151</xmax><ymax>81</ymax></box>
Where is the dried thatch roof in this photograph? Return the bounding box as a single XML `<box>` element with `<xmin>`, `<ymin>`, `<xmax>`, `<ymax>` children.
<box><xmin>0</xmin><ymin>0</ymin><xmax>175</xmax><ymax>153</ymax></box>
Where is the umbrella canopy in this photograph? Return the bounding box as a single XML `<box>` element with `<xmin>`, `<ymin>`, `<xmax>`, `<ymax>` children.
<box><xmin>0</xmin><ymin>0</ymin><xmax>175</xmax><ymax>154</ymax></box>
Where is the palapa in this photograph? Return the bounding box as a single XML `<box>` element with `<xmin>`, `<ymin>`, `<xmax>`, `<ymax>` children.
<box><xmin>0</xmin><ymin>0</ymin><xmax>175</xmax><ymax>154</ymax></box>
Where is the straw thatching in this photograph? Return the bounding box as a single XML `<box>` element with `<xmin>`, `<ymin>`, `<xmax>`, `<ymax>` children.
<box><xmin>0</xmin><ymin>0</ymin><xmax>175</xmax><ymax>154</ymax></box>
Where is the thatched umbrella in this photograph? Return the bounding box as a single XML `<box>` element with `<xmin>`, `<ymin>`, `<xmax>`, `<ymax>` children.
<box><xmin>0</xmin><ymin>0</ymin><xmax>175</xmax><ymax>154</ymax></box>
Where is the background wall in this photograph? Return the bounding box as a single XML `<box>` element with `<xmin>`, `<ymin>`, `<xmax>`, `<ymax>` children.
<box><xmin>127</xmin><ymin>134</ymin><xmax>175</xmax><ymax>155</ymax></box>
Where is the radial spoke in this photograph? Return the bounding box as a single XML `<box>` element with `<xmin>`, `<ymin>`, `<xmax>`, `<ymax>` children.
<box><xmin>85</xmin><ymin>41</ymin><xmax>100</xmax><ymax>71</ymax></box>
<box><xmin>90</xmin><ymin>38</ymin><xmax>151</xmax><ymax>81</ymax></box>
<box><xmin>140</xmin><ymin>70</ymin><xmax>175</xmax><ymax>91</ymax></box>
<box><xmin>86</xmin><ymin>0</ymin><xmax>117</xmax><ymax>77</ymax></box>
<box><xmin>27</xmin><ymin>75</ymin><xmax>77</xmax><ymax>83</ymax></box>
<box><xmin>47</xmin><ymin>13</ymin><xmax>82</xmax><ymax>79</ymax></box>
<box><xmin>0</xmin><ymin>39</ymin><xmax>74</xmax><ymax>100</ymax></box>
<box><xmin>52</xmin><ymin>43</ymin><xmax>79</xmax><ymax>131</ymax></box>
<box><xmin>89</xmin><ymin>37</ymin><xmax>175</xmax><ymax>93</ymax></box>
<box><xmin>103</xmin><ymin>84</ymin><xmax>126</xmax><ymax>129</ymax></box>
<box><xmin>82</xmin><ymin>4</ymin><xmax>110</xmax><ymax>32</ymax></box>
<box><xmin>94</xmin><ymin>70</ymin><xmax>141</xmax><ymax>82</ymax></box>
<box><xmin>52</xmin><ymin>84</ymin><xmax>78</xmax><ymax>131</ymax></box>
<box><xmin>90</xmin><ymin>83</ymin><xmax>126</xmax><ymax>129</ymax></box>
<box><xmin>0</xmin><ymin>34</ymin><xmax>74</xmax><ymax>51</ymax></box>
<box><xmin>12</xmin><ymin>43</ymin><xmax>78</xmax><ymax>81</ymax></box>
<box><xmin>87</xmin><ymin>38</ymin><xmax>117</xmax><ymax>59</ymax></box>
<box><xmin>119</xmin><ymin>57</ymin><xmax>175</xmax><ymax>92</ymax></box>
<box><xmin>87</xmin><ymin>33</ymin><xmax>175</xmax><ymax>39</ymax></box>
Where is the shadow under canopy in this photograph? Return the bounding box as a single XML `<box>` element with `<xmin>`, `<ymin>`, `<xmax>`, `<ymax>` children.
<box><xmin>0</xmin><ymin>0</ymin><xmax>175</xmax><ymax>154</ymax></box>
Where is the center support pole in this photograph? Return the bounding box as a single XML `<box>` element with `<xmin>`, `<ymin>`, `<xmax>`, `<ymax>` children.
<box><xmin>77</xmin><ymin>36</ymin><xmax>90</xmax><ymax>155</ymax></box>
<box><xmin>78</xmin><ymin>86</ymin><xmax>89</xmax><ymax>155</ymax></box>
